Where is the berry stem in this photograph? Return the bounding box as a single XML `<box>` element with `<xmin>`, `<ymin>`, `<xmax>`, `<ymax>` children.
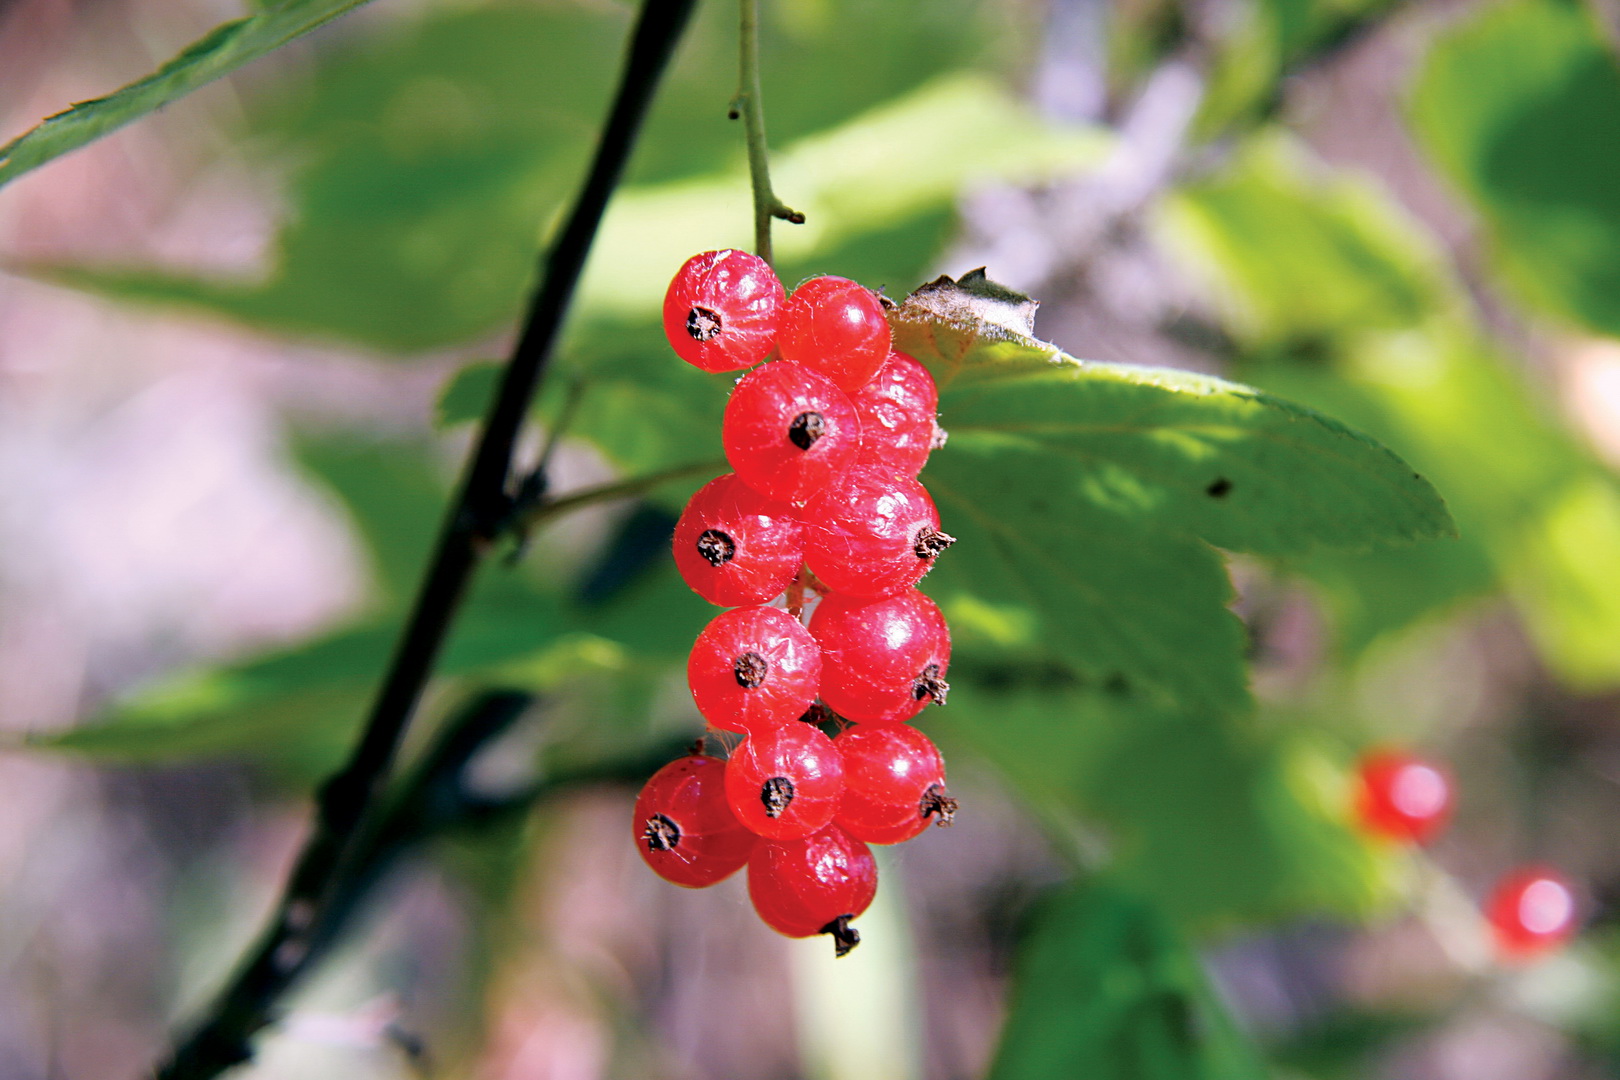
<box><xmin>732</xmin><ymin>0</ymin><xmax>803</xmax><ymax>265</ymax></box>
<box><xmin>153</xmin><ymin>2</ymin><xmax>700</xmax><ymax>1076</ymax></box>
<box><xmin>787</xmin><ymin>563</ymin><xmax>809</xmax><ymax>619</ymax></box>
<box><xmin>508</xmin><ymin>456</ymin><xmax>727</xmax><ymax>542</ymax></box>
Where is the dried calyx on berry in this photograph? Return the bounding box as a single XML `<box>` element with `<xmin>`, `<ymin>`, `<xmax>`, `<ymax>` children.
<box><xmin>914</xmin><ymin>527</ymin><xmax>956</xmax><ymax>561</ymax></box>
<box><xmin>821</xmin><ymin>915</ymin><xmax>861</xmax><ymax>958</ymax></box>
<box><xmin>912</xmin><ymin>663</ymin><xmax>949</xmax><ymax>705</ymax></box>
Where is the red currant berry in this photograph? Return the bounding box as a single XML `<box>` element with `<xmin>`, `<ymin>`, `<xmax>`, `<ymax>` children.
<box><xmin>674</xmin><ymin>474</ymin><xmax>804</xmax><ymax>607</ymax></box>
<box><xmin>633</xmin><ymin>753</ymin><xmax>757</xmax><ymax>887</ymax></box>
<box><xmin>834</xmin><ymin>725</ymin><xmax>956</xmax><ymax>845</ymax></box>
<box><xmin>722</xmin><ymin>361</ymin><xmax>860</xmax><ymax>503</ymax></box>
<box><xmin>850</xmin><ymin>351</ymin><xmax>941</xmax><ymax>477</ymax></box>
<box><xmin>663</xmin><ymin>250</ymin><xmax>785</xmax><ymax>373</ymax></box>
<box><xmin>1353</xmin><ymin>750</ymin><xmax>1453</xmax><ymax>845</ymax></box>
<box><xmin>809</xmin><ymin>588</ymin><xmax>950</xmax><ymax>724</ymax></box>
<box><xmin>1487</xmin><ymin>867</ymin><xmax>1578</xmax><ymax>959</ymax></box>
<box><xmin>801</xmin><ymin>466</ymin><xmax>955</xmax><ymax>598</ymax></box>
<box><xmin>725</xmin><ymin>722</ymin><xmax>845</xmax><ymax>839</ymax></box>
<box><xmin>688</xmin><ymin>606</ymin><xmax>821</xmax><ymax>733</ymax></box>
<box><xmin>776</xmin><ymin>276</ymin><xmax>892</xmax><ymax>391</ymax></box>
<box><xmin>748</xmin><ymin>824</ymin><xmax>877</xmax><ymax>955</ymax></box>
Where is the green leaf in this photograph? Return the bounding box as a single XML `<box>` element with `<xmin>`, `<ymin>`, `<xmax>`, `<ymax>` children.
<box><xmin>1169</xmin><ymin>133</ymin><xmax>1620</xmax><ymax>687</ymax></box>
<box><xmin>896</xmin><ymin>272</ymin><xmax>1452</xmax><ymax>710</ymax></box>
<box><xmin>294</xmin><ymin>434</ymin><xmax>447</xmax><ymax>598</ymax></box>
<box><xmin>987</xmin><ymin>880</ymin><xmax>1266</xmax><ymax>1080</ymax></box>
<box><xmin>436</xmin><ymin>363</ymin><xmax>501</xmax><ymax>429</ymax></box>
<box><xmin>34</xmin><ymin>569</ymin><xmax>565</xmax><ymax>780</ymax></box>
<box><xmin>1163</xmin><ymin>135</ymin><xmax>1452</xmax><ymax>344</ymax></box>
<box><xmin>0</xmin><ymin>0</ymin><xmax>377</xmax><ymax>189</ymax></box>
<box><xmin>1410</xmin><ymin>0</ymin><xmax>1620</xmax><ymax>336</ymax></box>
<box><xmin>926</xmin><ymin>448</ymin><xmax>1252</xmax><ymax>715</ymax></box>
<box><xmin>901</xmin><ymin>273</ymin><xmax>1454</xmax><ymax>555</ymax></box>
<box><xmin>31</xmin><ymin>28</ymin><xmax>1102</xmax><ymax>353</ymax></box>
<box><xmin>934</xmin><ymin>680</ymin><xmax>1392</xmax><ymax>928</ymax></box>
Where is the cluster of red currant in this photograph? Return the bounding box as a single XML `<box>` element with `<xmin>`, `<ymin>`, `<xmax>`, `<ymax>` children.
<box><xmin>633</xmin><ymin>250</ymin><xmax>957</xmax><ymax>955</ymax></box>
<box><xmin>1353</xmin><ymin>749</ymin><xmax>1578</xmax><ymax>959</ymax></box>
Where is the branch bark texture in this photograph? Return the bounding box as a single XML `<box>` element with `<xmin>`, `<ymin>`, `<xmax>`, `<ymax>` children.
<box><xmin>153</xmin><ymin>2</ymin><xmax>698</xmax><ymax>1075</ymax></box>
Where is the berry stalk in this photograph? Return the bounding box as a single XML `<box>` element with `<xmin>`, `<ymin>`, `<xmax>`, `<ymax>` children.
<box><xmin>731</xmin><ymin>0</ymin><xmax>803</xmax><ymax>264</ymax></box>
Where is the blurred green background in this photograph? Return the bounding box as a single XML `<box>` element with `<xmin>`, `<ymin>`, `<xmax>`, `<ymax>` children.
<box><xmin>2</xmin><ymin>0</ymin><xmax>1620</xmax><ymax>1077</ymax></box>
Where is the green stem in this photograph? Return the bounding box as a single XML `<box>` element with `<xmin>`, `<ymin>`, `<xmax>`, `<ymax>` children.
<box><xmin>517</xmin><ymin>458</ymin><xmax>724</xmax><ymax>535</ymax></box>
<box><xmin>732</xmin><ymin>0</ymin><xmax>802</xmax><ymax>264</ymax></box>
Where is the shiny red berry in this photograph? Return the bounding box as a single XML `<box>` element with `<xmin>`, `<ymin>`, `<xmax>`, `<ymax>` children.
<box><xmin>725</xmin><ymin>722</ymin><xmax>845</xmax><ymax>840</ymax></box>
<box><xmin>801</xmin><ymin>466</ymin><xmax>955</xmax><ymax>598</ymax></box>
<box><xmin>1487</xmin><ymin>867</ymin><xmax>1578</xmax><ymax>959</ymax></box>
<box><xmin>688</xmin><ymin>606</ymin><xmax>821</xmax><ymax>733</ymax></box>
<box><xmin>722</xmin><ymin>361</ymin><xmax>861</xmax><ymax>503</ymax></box>
<box><xmin>850</xmin><ymin>351</ymin><xmax>941</xmax><ymax>477</ymax></box>
<box><xmin>663</xmin><ymin>250</ymin><xmax>785</xmax><ymax>372</ymax></box>
<box><xmin>809</xmin><ymin>588</ymin><xmax>950</xmax><ymax>724</ymax></box>
<box><xmin>633</xmin><ymin>754</ymin><xmax>757</xmax><ymax>887</ymax></box>
<box><xmin>748</xmin><ymin>824</ymin><xmax>877</xmax><ymax>955</ymax></box>
<box><xmin>776</xmin><ymin>276</ymin><xmax>892</xmax><ymax>391</ymax></box>
<box><xmin>1353</xmin><ymin>750</ymin><xmax>1453</xmax><ymax>845</ymax></box>
<box><xmin>673</xmin><ymin>474</ymin><xmax>804</xmax><ymax>607</ymax></box>
<box><xmin>834</xmin><ymin>726</ymin><xmax>956</xmax><ymax>845</ymax></box>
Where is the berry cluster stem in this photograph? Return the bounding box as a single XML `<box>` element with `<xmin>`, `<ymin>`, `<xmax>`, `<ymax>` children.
<box><xmin>732</xmin><ymin>0</ymin><xmax>803</xmax><ymax>265</ymax></box>
<box><xmin>152</xmin><ymin>2</ymin><xmax>699</xmax><ymax>1077</ymax></box>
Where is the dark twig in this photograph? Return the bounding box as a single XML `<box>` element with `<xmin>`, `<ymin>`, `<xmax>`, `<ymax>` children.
<box><xmin>153</xmin><ymin>2</ymin><xmax>698</xmax><ymax>1076</ymax></box>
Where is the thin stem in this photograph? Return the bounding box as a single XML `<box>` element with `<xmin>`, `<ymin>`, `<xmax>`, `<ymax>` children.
<box><xmin>153</xmin><ymin>2</ymin><xmax>698</xmax><ymax>1076</ymax></box>
<box><xmin>515</xmin><ymin>457</ymin><xmax>725</xmax><ymax>535</ymax></box>
<box><xmin>732</xmin><ymin>0</ymin><xmax>802</xmax><ymax>264</ymax></box>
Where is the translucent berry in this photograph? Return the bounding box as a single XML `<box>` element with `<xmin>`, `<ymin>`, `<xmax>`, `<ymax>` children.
<box><xmin>748</xmin><ymin>824</ymin><xmax>877</xmax><ymax>955</ymax></box>
<box><xmin>674</xmin><ymin>474</ymin><xmax>804</xmax><ymax>606</ymax></box>
<box><xmin>1487</xmin><ymin>867</ymin><xmax>1578</xmax><ymax>959</ymax></box>
<box><xmin>725</xmin><ymin>723</ymin><xmax>845</xmax><ymax>839</ymax></box>
<box><xmin>809</xmin><ymin>588</ymin><xmax>950</xmax><ymax>724</ymax></box>
<box><xmin>834</xmin><ymin>726</ymin><xmax>956</xmax><ymax>845</ymax></box>
<box><xmin>688</xmin><ymin>606</ymin><xmax>821</xmax><ymax>733</ymax></box>
<box><xmin>663</xmin><ymin>250</ymin><xmax>785</xmax><ymax>372</ymax></box>
<box><xmin>722</xmin><ymin>361</ymin><xmax>861</xmax><ymax>503</ymax></box>
<box><xmin>801</xmin><ymin>465</ymin><xmax>955</xmax><ymax>598</ymax></box>
<box><xmin>633</xmin><ymin>753</ymin><xmax>757</xmax><ymax>887</ymax></box>
<box><xmin>776</xmin><ymin>276</ymin><xmax>892</xmax><ymax>391</ymax></box>
<box><xmin>850</xmin><ymin>351</ymin><xmax>941</xmax><ymax>477</ymax></box>
<box><xmin>1353</xmin><ymin>750</ymin><xmax>1453</xmax><ymax>845</ymax></box>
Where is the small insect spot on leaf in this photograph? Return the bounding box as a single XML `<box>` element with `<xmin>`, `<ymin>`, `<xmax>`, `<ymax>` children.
<box><xmin>1206</xmin><ymin>477</ymin><xmax>1232</xmax><ymax>498</ymax></box>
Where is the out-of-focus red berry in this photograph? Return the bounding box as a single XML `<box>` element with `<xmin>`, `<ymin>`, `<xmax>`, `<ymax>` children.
<box><xmin>1487</xmin><ymin>867</ymin><xmax>1578</xmax><ymax>959</ymax></box>
<box><xmin>1354</xmin><ymin>749</ymin><xmax>1452</xmax><ymax>845</ymax></box>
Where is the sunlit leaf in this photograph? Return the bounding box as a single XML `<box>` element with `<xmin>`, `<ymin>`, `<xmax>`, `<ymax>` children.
<box><xmin>1411</xmin><ymin>0</ymin><xmax>1620</xmax><ymax>336</ymax></box>
<box><xmin>0</xmin><ymin>0</ymin><xmax>377</xmax><ymax>189</ymax></box>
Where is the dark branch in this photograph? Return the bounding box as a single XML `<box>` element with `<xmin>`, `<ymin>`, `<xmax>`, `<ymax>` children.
<box><xmin>152</xmin><ymin>2</ymin><xmax>698</xmax><ymax>1076</ymax></box>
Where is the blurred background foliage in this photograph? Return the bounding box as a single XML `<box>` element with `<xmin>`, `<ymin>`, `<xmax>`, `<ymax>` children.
<box><xmin>4</xmin><ymin>0</ymin><xmax>1620</xmax><ymax>1076</ymax></box>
